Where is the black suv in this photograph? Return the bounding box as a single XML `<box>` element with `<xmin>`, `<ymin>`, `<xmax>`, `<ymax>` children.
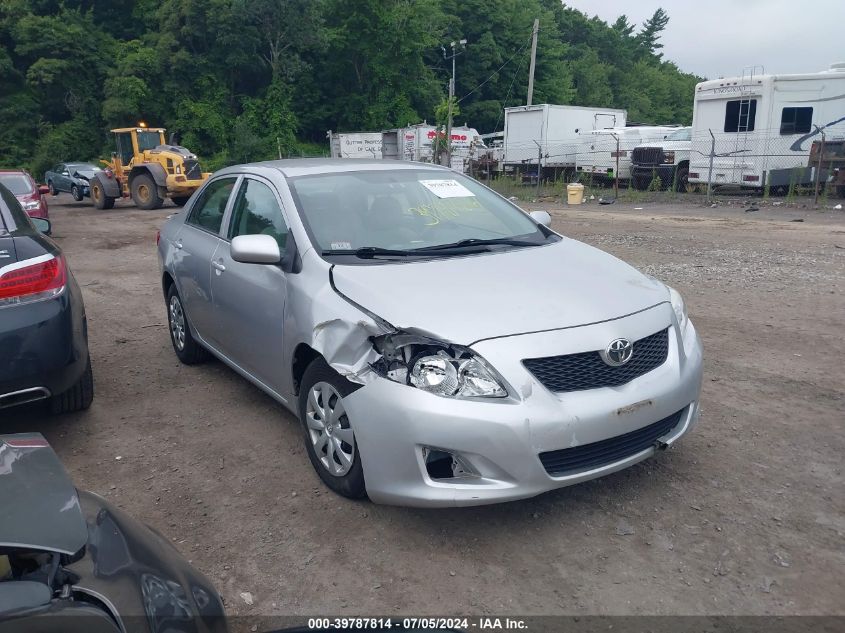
<box><xmin>0</xmin><ymin>183</ymin><xmax>93</xmax><ymax>413</ymax></box>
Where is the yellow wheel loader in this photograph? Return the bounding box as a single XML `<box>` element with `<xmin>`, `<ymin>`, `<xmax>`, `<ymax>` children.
<box><xmin>89</xmin><ymin>125</ymin><xmax>210</xmax><ymax>210</ymax></box>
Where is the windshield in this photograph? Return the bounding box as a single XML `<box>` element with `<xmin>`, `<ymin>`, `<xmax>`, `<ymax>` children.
<box><xmin>665</xmin><ymin>128</ymin><xmax>692</xmax><ymax>141</ymax></box>
<box><xmin>288</xmin><ymin>169</ymin><xmax>547</xmax><ymax>256</ymax></box>
<box><xmin>66</xmin><ymin>163</ymin><xmax>101</xmax><ymax>176</ymax></box>
<box><xmin>136</xmin><ymin>131</ymin><xmax>162</xmax><ymax>151</ymax></box>
<box><xmin>0</xmin><ymin>174</ymin><xmax>33</xmax><ymax>195</ymax></box>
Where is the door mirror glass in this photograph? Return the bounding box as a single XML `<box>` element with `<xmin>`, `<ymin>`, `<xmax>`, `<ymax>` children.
<box><xmin>231</xmin><ymin>234</ymin><xmax>281</xmax><ymax>264</ymax></box>
<box><xmin>529</xmin><ymin>210</ymin><xmax>551</xmax><ymax>227</ymax></box>
<box><xmin>31</xmin><ymin>217</ymin><xmax>52</xmax><ymax>235</ymax></box>
<box><xmin>61</xmin><ymin>171</ymin><xmax>69</xmax><ymax>176</ymax></box>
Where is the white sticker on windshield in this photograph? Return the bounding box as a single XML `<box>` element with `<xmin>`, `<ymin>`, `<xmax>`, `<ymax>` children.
<box><xmin>420</xmin><ymin>179</ymin><xmax>475</xmax><ymax>198</ymax></box>
<box><xmin>331</xmin><ymin>241</ymin><xmax>352</xmax><ymax>250</ymax></box>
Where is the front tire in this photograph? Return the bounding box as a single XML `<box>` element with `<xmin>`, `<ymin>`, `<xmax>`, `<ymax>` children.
<box><xmin>91</xmin><ymin>180</ymin><xmax>115</xmax><ymax>209</ymax></box>
<box><xmin>50</xmin><ymin>358</ymin><xmax>94</xmax><ymax>414</ymax></box>
<box><xmin>298</xmin><ymin>358</ymin><xmax>366</xmax><ymax>499</ymax></box>
<box><xmin>132</xmin><ymin>173</ymin><xmax>163</xmax><ymax>210</ymax></box>
<box><xmin>675</xmin><ymin>165</ymin><xmax>691</xmax><ymax>193</ymax></box>
<box><xmin>166</xmin><ymin>285</ymin><xmax>208</xmax><ymax>364</ymax></box>
<box><xmin>71</xmin><ymin>184</ymin><xmax>83</xmax><ymax>201</ymax></box>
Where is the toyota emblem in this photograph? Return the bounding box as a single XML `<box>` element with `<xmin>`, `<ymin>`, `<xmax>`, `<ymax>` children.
<box><xmin>602</xmin><ymin>338</ymin><xmax>633</xmax><ymax>366</ymax></box>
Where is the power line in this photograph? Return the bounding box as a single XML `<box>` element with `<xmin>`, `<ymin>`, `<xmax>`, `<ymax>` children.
<box><xmin>456</xmin><ymin>29</ymin><xmax>535</xmax><ymax>104</ymax></box>
<box><xmin>493</xmin><ymin>43</ymin><xmax>531</xmax><ymax>133</ymax></box>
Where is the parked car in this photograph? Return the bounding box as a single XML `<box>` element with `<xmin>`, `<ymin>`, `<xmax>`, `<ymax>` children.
<box><xmin>0</xmin><ymin>433</ymin><xmax>228</xmax><ymax>632</ymax></box>
<box><xmin>44</xmin><ymin>162</ymin><xmax>102</xmax><ymax>201</ymax></box>
<box><xmin>0</xmin><ymin>183</ymin><xmax>93</xmax><ymax>413</ymax></box>
<box><xmin>0</xmin><ymin>170</ymin><xmax>49</xmax><ymax>219</ymax></box>
<box><xmin>157</xmin><ymin>160</ymin><xmax>703</xmax><ymax>507</ymax></box>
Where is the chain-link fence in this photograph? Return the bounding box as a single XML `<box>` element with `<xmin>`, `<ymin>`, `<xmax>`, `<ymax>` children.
<box><xmin>477</xmin><ymin>127</ymin><xmax>845</xmax><ymax>205</ymax></box>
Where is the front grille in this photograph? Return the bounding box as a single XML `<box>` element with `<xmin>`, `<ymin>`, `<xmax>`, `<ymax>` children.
<box><xmin>523</xmin><ymin>328</ymin><xmax>669</xmax><ymax>393</ymax></box>
<box><xmin>183</xmin><ymin>159</ymin><xmax>202</xmax><ymax>180</ymax></box>
<box><xmin>631</xmin><ymin>146</ymin><xmax>664</xmax><ymax>166</ymax></box>
<box><xmin>539</xmin><ymin>408</ymin><xmax>684</xmax><ymax>476</ymax></box>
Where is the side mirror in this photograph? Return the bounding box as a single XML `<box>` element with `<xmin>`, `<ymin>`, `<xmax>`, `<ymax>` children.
<box><xmin>529</xmin><ymin>210</ymin><xmax>551</xmax><ymax>227</ymax></box>
<box><xmin>32</xmin><ymin>217</ymin><xmax>52</xmax><ymax>236</ymax></box>
<box><xmin>231</xmin><ymin>234</ymin><xmax>281</xmax><ymax>264</ymax></box>
<box><xmin>38</xmin><ymin>185</ymin><xmax>49</xmax><ymax>195</ymax></box>
<box><xmin>61</xmin><ymin>171</ymin><xmax>69</xmax><ymax>176</ymax></box>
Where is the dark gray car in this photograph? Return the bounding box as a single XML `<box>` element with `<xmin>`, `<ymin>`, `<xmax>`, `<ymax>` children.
<box><xmin>0</xmin><ymin>433</ymin><xmax>228</xmax><ymax>632</ymax></box>
<box><xmin>44</xmin><ymin>163</ymin><xmax>102</xmax><ymax>201</ymax></box>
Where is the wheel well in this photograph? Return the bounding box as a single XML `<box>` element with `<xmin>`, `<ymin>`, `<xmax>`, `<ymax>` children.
<box><xmin>292</xmin><ymin>344</ymin><xmax>321</xmax><ymax>395</ymax></box>
<box><xmin>677</xmin><ymin>160</ymin><xmax>689</xmax><ymax>169</ymax></box>
<box><xmin>162</xmin><ymin>271</ymin><xmax>175</xmax><ymax>299</ymax></box>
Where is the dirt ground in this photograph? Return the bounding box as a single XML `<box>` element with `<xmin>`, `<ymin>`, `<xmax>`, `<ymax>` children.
<box><xmin>4</xmin><ymin>194</ymin><xmax>844</xmax><ymax>622</ymax></box>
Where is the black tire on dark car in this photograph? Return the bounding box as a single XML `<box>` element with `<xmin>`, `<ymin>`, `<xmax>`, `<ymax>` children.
<box><xmin>48</xmin><ymin>181</ymin><xmax>58</xmax><ymax>196</ymax></box>
<box><xmin>298</xmin><ymin>357</ymin><xmax>367</xmax><ymax>500</ymax></box>
<box><xmin>71</xmin><ymin>184</ymin><xmax>83</xmax><ymax>201</ymax></box>
<box><xmin>166</xmin><ymin>284</ymin><xmax>208</xmax><ymax>365</ymax></box>
<box><xmin>50</xmin><ymin>358</ymin><xmax>94</xmax><ymax>414</ymax></box>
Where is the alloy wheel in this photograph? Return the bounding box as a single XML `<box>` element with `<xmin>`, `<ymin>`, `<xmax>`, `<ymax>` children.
<box><xmin>169</xmin><ymin>295</ymin><xmax>186</xmax><ymax>351</ymax></box>
<box><xmin>305</xmin><ymin>381</ymin><xmax>356</xmax><ymax>476</ymax></box>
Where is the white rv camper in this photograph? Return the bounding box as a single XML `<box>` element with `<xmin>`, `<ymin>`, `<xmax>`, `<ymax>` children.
<box><xmin>575</xmin><ymin>126</ymin><xmax>680</xmax><ymax>181</ymax></box>
<box><xmin>688</xmin><ymin>64</ymin><xmax>845</xmax><ymax>189</ymax></box>
<box><xmin>503</xmin><ymin>104</ymin><xmax>627</xmax><ymax>178</ymax></box>
<box><xmin>327</xmin><ymin>131</ymin><xmax>383</xmax><ymax>159</ymax></box>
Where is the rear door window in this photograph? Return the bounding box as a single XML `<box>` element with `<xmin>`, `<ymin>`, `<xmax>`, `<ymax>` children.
<box><xmin>186</xmin><ymin>177</ymin><xmax>237</xmax><ymax>235</ymax></box>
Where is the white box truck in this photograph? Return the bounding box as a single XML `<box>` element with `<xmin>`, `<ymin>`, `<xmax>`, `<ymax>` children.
<box><xmin>575</xmin><ymin>125</ymin><xmax>680</xmax><ymax>182</ymax></box>
<box><xmin>503</xmin><ymin>104</ymin><xmax>626</xmax><ymax>179</ymax></box>
<box><xmin>381</xmin><ymin>123</ymin><xmax>486</xmax><ymax>172</ymax></box>
<box><xmin>327</xmin><ymin>131</ymin><xmax>383</xmax><ymax>159</ymax></box>
<box><xmin>688</xmin><ymin>63</ymin><xmax>845</xmax><ymax>190</ymax></box>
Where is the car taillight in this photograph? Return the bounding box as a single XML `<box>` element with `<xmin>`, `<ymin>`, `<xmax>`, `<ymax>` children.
<box><xmin>0</xmin><ymin>254</ymin><xmax>67</xmax><ymax>307</ymax></box>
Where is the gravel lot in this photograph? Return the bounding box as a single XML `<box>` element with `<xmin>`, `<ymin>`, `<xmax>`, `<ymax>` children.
<box><xmin>4</xmin><ymin>195</ymin><xmax>844</xmax><ymax>623</ymax></box>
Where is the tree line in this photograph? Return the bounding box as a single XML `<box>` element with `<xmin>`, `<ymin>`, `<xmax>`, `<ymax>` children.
<box><xmin>0</xmin><ymin>0</ymin><xmax>701</xmax><ymax>175</ymax></box>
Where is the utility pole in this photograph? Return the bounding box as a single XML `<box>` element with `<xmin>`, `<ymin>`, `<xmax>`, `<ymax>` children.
<box><xmin>443</xmin><ymin>39</ymin><xmax>467</xmax><ymax>167</ymax></box>
<box><xmin>527</xmin><ymin>18</ymin><xmax>539</xmax><ymax>106</ymax></box>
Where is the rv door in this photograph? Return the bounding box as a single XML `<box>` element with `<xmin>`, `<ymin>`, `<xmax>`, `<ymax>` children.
<box><xmin>595</xmin><ymin>113</ymin><xmax>619</xmax><ymax>129</ymax></box>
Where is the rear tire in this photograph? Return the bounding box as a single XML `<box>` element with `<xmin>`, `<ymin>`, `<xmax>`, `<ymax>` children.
<box><xmin>298</xmin><ymin>358</ymin><xmax>367</xmax><ymax>500</ymax></box>
<box><xmin>91</xmin><ymin>180</ymin><xmax>115</xmax><ymax>209</ymax></box>
<box><xmin>131</xmin><ymin>173</ymin><xmax>163</xmax><ymax>210</ymax></box>
<box><xmin>166</xmin><ymin>285</ymin><xmax>209</xmax><ymax>365</ymax></box>
<box><xmin>50</xmin><ymin>358</ymin><xmax>94</xmax><ymax>414</ymax></box>
<box><xmin>71</xmin><ymin>184</ymin><xmax>83</xmax><ymax>201</ymax></box>
<box><xmin>171</xmin><ymin>196</ymin><xmax>190</xmax><ymax>207</ymax></box>
<box><xmin>48</xmin><ymin>181</ymin><xmax>58</xmax><ymax>196</ymax></box>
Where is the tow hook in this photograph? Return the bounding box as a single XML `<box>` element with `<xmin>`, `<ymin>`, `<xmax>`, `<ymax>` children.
<box><xmin>654</xmin><ymin>439</ymin><xmax>670</xmax><ymax>451</ymax></box>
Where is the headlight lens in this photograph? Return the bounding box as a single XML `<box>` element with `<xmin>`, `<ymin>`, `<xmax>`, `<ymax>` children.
<box><xmin>409</xmin><ymin>351</ymin><xmax>507</xmax><ymax>398</ymax></box>
<box><xmin>663</xmin><ymin>151</ymin><xmax>675</xmax><ymax>164</ymax></box>
<box><xmin>668</xmin><ymin>285</ymin><xmax>688</xmax><ymax>331</ymax></box>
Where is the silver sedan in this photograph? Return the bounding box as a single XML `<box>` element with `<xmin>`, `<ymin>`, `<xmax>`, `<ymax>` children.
<box><xmin>157</xmin><ymin>160</ymin><xmax>703</xmax><ymax>507</ymax></box>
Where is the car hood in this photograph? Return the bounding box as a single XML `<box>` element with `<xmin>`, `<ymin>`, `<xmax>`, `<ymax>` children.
<box><xmin>0</xmin><ymin>434</ymin><xmax>88</xmax><ymax>555</ymax></box>
<box><xmin>638</xmin><ymin>140</ymin><xmax>690</xmax><ymax>150</ymax></box>
<box><xmin>330</xmin><ymin>237</ymin><xmax>669</xmax><ymax>344</ymax></box>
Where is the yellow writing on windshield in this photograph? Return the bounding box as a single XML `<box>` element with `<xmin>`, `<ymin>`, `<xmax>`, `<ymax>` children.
<box><xmin>409</xmin><ymin>197</ymin><xmax>482</xmax><ymax>225</ymax></box>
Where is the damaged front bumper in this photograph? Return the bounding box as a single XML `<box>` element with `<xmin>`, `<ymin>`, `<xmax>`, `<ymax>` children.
<box><xmin>342</xmin><ymin>303</ymin><xmax>703</xmax><ymax>507</ymax></box>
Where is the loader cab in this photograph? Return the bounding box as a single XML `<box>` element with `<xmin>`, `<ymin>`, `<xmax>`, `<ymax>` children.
<box><xmin>110</xmin><ymin>127</ymin><xmax>166</xmax><ymax>167</ymax></box>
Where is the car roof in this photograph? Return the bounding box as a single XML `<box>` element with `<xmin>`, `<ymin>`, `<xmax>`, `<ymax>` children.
<box><xmin>0</xmin><ymin>169</ymin><xmax>28</xmax><ymax>175</ymax></box>
<box><xmin>214</xmin><ymin>158</ymin><xmax>454</xmax><ymax>178</ymax></box>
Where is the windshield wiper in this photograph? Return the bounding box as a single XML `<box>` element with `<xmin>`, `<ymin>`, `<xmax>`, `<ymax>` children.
<box><xmin>323</xmin><ymin>245</ymin><xmax>488</xmax><ymax>259</ymax></box>
<box><xmin>413</xmin><ymin>237</ymin><xmax>539</xmax><ymax>252</ymax></box>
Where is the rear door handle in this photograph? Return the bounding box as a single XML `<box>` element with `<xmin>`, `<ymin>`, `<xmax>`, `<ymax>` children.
<box><xmin>212</xmin><ymin>260</ymin><xmax>226</xmax><ymax>272</ymax></box>
<box><xmin>175</xmin><ymin>239</ymin><xmax>183</xmax><ymax>249</ymax></box>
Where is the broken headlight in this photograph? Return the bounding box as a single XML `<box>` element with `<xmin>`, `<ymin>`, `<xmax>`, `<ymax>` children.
<box><xmin>372</xmin><ymin>335</ymin><xmax>508</xmax><ymax>399</ymax></box>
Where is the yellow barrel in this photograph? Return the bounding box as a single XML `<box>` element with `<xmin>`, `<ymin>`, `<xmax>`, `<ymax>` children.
<box><xmin>567</xmin><ymin>183</ymin><xmax>584</xmax><ymax>205</ymax></box>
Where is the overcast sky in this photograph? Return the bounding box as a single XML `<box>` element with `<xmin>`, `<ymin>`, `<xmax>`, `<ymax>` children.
<box><xmin>562</xmin><ymin>0</ymin><xmax>845</xmax><ymax>78</ymax></box>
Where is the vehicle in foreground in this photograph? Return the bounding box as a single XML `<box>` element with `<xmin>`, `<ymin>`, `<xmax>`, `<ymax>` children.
<box><xmin>89</xmin><ymin>125</ymin><xmax>209</xmax><ymax>210</ymax></box>
<box><xmin>157</xmin><ymin>159</ymin><xmax>703</xmax><ymax>507</ymax></box>
<box><xmin>0</xmin><ymin>184</ymin><xmax>93</xmax><ymax>413</ymax></box>
<box><xmin>0</xmin><ymin>170</ymin><xmax>49</xmax><ymax>219</ymax></box>
<box><xmin>631</xmin><ymin>126</ymin><xmax>693</xmax><ymax>191</ymax></box>
<box><xmin>0</xmin><ymin>433</ymin><xmax>228</xmax><ymax>632</ymax></box>
<box><xmin>44</xmin><ymin>162</ymin><xmax>102</xmax><ymax>201</ymax></box>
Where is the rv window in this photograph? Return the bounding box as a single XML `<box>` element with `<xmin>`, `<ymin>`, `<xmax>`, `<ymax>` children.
<box><xmin>780</xmin><ymin>107</ymin><xmax>813</xmax><ymax>135</ymax></box>
<box><xmin>724</xmin><ymin>99</ymin><xmax>757</xmax><ymax>133</ymax></box>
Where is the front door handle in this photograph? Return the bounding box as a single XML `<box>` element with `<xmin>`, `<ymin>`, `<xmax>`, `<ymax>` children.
<box><xmin>174</xmin><ymin>239</ymin><xmax>183</xmax><ymax>249</ymax></box>
<box><xmin>212</xmin><ymin>260</ymin><xmax>226</xmax><ymax>273</ymax></box>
